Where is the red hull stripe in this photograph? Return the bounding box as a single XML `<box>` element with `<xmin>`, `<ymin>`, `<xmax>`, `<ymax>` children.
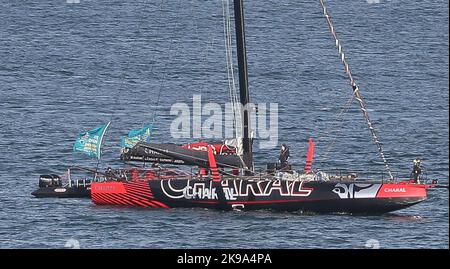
<box><xmin>96</xmin><ymin>193</ymin><xmax>117</xmax><ymax>205</ymax></box>
<box><xmin>104</xmin><ymin>193</ymin><xmax>134</xmax><ymax>206</ymax></box>
<box><xmin>125</xmin><ymin>188</ymin><xmax>153</xmax><ymax>198</ymax></box>
<box><xmin>118</xmin><ymin>194</ymin><xmax>145</xmax><ymax>206</ymax></box>
<box><xmin>119</xmin><ymin>190</ymin><xmax>151</xmax><ymax>200</ymax></box>
<box><xmin>91</xmin><ymin>194</ymin><xmax>105</xmax><ymax>204</ymax></box>
<box><xmin>96</xmin><ymin>194</ymin><xmax>111</xmax><ymax>205</ymax></box>
<box><xmin>120</xmin><ymin>192</ymin><xmax>154</xmax><ymax>205</ymax></box>
<box><xmin>130</xmin><ymin>199</ymin><xmax>148</xmax><ymax>207</ymax></box>
<box><xmin>92</xmin><ymin>181</ymin><xmax>165</xmax><ymax>208</ymax></box>
<box><xmin>124</xmin><ymin>184</ymin><xmax>153</xmax><ymax>196</ymax></box>
<box><xmin>115</xmin><ymin>191</ymin><xmax>156</xmax><ymax>207</ymax></box>
<box><xmin>140</xmin><ymin>200</ymin><xmax>159</xmax><ymax>208</ymax></box>
<box><xmin>150</xmin><ymin>200</ymin><xmax>170</xmax><ymax>209</ymax></box>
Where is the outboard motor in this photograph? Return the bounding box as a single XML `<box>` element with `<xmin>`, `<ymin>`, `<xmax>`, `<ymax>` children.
<box><xmin>39</xmin><ymin>174</ymin><xmax>62</xmax><ymax>188</ymax></box>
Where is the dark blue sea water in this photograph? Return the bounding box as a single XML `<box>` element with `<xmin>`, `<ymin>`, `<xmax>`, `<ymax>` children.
<box><xmin>0</xmin><ymin>0</ymin><xmax>448</xmax><ymax>248</ymax></box>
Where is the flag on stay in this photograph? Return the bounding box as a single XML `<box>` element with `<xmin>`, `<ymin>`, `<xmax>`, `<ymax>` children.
<box><xmin>73</xmin><ymin>122</ymin><xmax>111</xmax><ymax>159</ymax></box>
<box><xmin>121</xmin><ymin>124</ymin><xmax>153</xmax><ymax>149</ymax></box>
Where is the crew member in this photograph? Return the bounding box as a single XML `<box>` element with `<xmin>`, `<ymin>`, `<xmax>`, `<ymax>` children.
<box><xmin>279</xmin><ymin>144</ymin><xmax>290</xmax><ymax>169</ymax></box>
<box><xmin>151</xmin><ymin>162</ymin><xmax>161</xmax><ymax>169</ymax></box>
<box><xmin>105</xmin><ymin>167</ymin><xmax>114</xmax><ymax>180</ymax></box>
<box><xmin>412</xmin><ymin>158</ymin><xmax>422</xmax><ymax>183</ymax></box>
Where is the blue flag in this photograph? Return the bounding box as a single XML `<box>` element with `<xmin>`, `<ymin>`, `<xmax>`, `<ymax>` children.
<box><xmin>73</xmin><ymin>122</ymin><xmax>110</xmax><ymax>159</ymax></box>
<box><xmin>121</xmin><ymin>124</ymin><xmax>153</xmax><ymax>149</ymax></box>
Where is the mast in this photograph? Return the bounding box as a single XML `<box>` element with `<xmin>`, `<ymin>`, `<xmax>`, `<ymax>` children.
<box><xmin>233</xmin><ymin>0</ymin><xmax>253</xmax><ymax>173</ymax></box>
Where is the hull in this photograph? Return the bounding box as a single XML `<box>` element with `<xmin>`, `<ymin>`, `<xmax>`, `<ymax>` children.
<box><xmin>32</xmin><ymin>186</ymin><xmax>90</xmax><ymax>198</ymax></box>
<box><xmin>91</xmin><ymin>179</ymin><xmax>427</xmax><ymax>214</ymax></box>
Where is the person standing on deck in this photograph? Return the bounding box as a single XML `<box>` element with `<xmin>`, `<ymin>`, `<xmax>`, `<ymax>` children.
<box><xmin>279</xmin><ymin>144</ymin><xmax>290</xmax><ymax>170</ymax></box>
<box><xmin>412</xmin><ymin>158</ymin><xmax>422</xmax><ymax>183</ymax></box>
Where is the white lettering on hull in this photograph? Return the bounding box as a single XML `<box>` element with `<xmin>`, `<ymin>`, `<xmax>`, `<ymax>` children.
<box><xmin>161</xmin><ymin>179</ymin><xmax>312</xmax><ymax>200</ymax></box>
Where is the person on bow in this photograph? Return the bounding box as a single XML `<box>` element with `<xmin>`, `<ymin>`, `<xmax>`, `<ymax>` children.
<box><xmin>412</xmin><ymin>158</ymin><xmax>422</xmax><ymax>183</ymax></box>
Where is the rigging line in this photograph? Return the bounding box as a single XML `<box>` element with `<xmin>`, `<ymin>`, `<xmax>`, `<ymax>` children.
<box><xmin>145</xmin><ymin>0</ymin><xmax>175</xmax><ymax>125</ymax></box>
<box><xmin>319</xmin><ymin>0</ymin><xmax>394</xmax><ymax>180</ymax></box>
<box><xmin>316</xmin><ymin>95</ymin><xmax>354</xmax><ymax>162</ymax></box>
<box><xmin>146</xmin><ymin>0</ymin><xmax>172</xmax><ymax>128</ymax></box>
<box><xmin>116</xmin><ymin>0</ymin><xmax>157</xmax><ymax>119</ymax></box>
<box><xmin>151</xmin><ymin>0</ymin><xmax>212</xmax><ymax>125</ymax></box>
<box><xmin>223</xmin><ymin>0</ymin><xmax>234</xmax><ymax>107</ymax></box>
<box><xmin>102</xmin><ymin>0</ymin><xmax>168</xmax><ymax>150</ymax></box>
<box><xmin>106</xmin><ymin>0</ymin><xmax>168</xmax><ymax>154</ymax></box>
<box><xmin>290</xmin><ymin>66</ymin><xmax>354</xmax><ymax>163</ymax></box>
<box><xmin>91</xmin><ymin>1</ymin><xmax>156</xmax><ymax>156</ymax></box>
<box><xmin>227</xmin><ymin>1</ymin><xmax>239</xmax><ymax>111</ymax></box>
<box><xmin>189</xmin><ymin>0</ymin><xmax>204</xmax><ymax>102</ymax></box>
<box><xmin>315</xmin><ymin>92</ymin><xmax>355</xmax><ymax>145</ymax></box>
<box><xmin>223</xmin><ymin>0</ymin><xmax>236</xmax><ymax>132</ymax></box>
<box><xmin>221</xmin><ymin>0</ymin><xmax>245</xmax><ymax>167</ymax></box>
<box><xmin>114</xmin><ymin>0</ymin><xmax>172</xmax><ymax>155</ymax></box>
<box><xmin>316</xmin><ymin>93</ymin><xmax>355</xmax><ymax>163</ymax></box>
<box><xmin>222</xmin><ymin>0</ymin><xmax>242</xmax><ymax>139</ymax></box>
<box><xmin>150</xmin><ymin>0</ymin><xmax>184</xmax><ymax>125</ymax></box>
<box><xmin>190</xmin><ymin>0</ymin><xmax>221</xmax><ymax>103</ymax></box>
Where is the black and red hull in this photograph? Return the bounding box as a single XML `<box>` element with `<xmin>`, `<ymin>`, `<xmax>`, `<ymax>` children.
<box><xmin>91</xmin><ymin>178</ymin><xmax>427</xmax><ymax>214</ymax></box>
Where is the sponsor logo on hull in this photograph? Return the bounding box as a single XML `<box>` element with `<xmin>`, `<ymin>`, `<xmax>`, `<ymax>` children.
<box><xmin>332</xmin><ymin>183</ymin><xmax>381</xmax><ymax>199</ymax></box>
<box><xmin>332</xmin><ymin>183</ymin><xmax>427</xmax><ymax>199</ymax></box>
<box><xmin>161</xmin><ymin>179</ymin><xmax>313</xmax><ymax>201</ymax></box>
<box><xmin>376</xmin><ymin>183</ymin><xmax>427</xmax><ymax>198</ymax></box>
<box><xmin>383</xmin><ymin>188</ymin><xmax>406</xmax><ymax>193</ymax></box>
<box><xmin>92</xmin><ymin>182</ymin><xmax>126</xmax><ymax>194</ymax></box>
